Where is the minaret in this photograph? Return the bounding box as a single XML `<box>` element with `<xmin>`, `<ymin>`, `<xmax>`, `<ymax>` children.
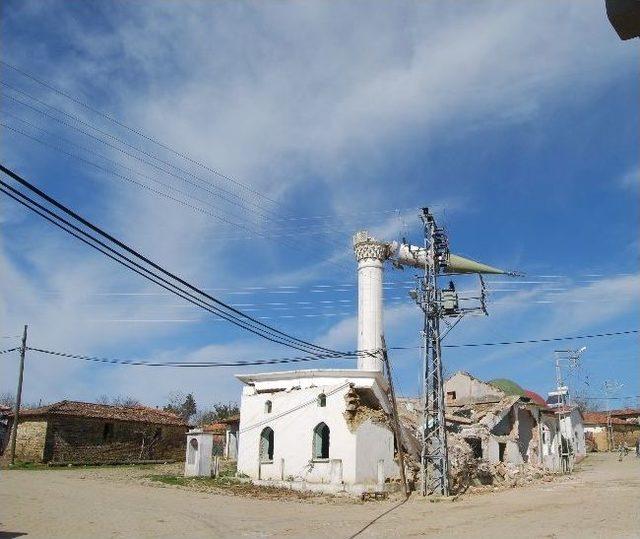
<box><xmin>353</xmin><ymin>231</ymin><xmax>391</xmax><ymax>372</ymax></box>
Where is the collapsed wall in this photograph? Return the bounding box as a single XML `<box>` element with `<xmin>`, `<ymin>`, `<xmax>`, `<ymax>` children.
<box><xmin>395</xmin><ymin>398</ymin><xmax>552</xmax><ymax>494</ymax></box>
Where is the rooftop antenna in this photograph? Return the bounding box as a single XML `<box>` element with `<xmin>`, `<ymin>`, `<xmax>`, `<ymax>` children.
<box><xmin>548</xmin><ymin>347</ymin><xmax>587</xmax><ymax>474</ymax></box>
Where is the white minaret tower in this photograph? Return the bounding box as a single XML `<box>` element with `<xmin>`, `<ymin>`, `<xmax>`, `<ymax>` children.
<box><xmin>353</xmin><ymin>231</ymin><xmax>391</xmax><ymax>372</ymax></box>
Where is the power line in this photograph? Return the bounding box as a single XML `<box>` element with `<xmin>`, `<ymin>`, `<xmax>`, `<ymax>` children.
<box><xmin>0</xmin><ymin>181</ymin><xmax>336</xmax><ymax>357</ymax></box>
<box><xmin>0</xmin><ymin>107</ymin><xmax>274</xmax><ymax>224</ymax></box>
<box><xmin>387</xmin><ymin>329</ymin><xmax>640</xmax><ymax>351</ymax></box>
<box><xmin>24</xmin><ymin>347</ymin><xmax>357</xmax><ymax>368</ymax></box>
<box><xmin>0</xmin><ymin>165</ymin><xmax>343</xmax><ymax>357</ymax></box>
<box><xmin>0</xmin><ymin>122</ymin><xmax>264</xmax><ymax>234</ymax></box>
<box><xmin>0</xmin><ymin>348</ymin><xmax>18</xmax><ymax>355</ymax></box>
<box><xmin>579</xmin><ymin>396</ymin><xmax>639</xmax><ymax>401</ymax></box>
<box><xmin>1</xmin><ymin>91</ymin><xmax>355</xmax><ymax>272</ymax></box>
<box><xmin>0</xmin><ymin>61</ymin><xmax>279</xmax><ymax>206</ymax></box>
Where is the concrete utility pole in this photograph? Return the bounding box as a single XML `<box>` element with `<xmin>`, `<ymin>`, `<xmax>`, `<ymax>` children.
<box><xmin>381</xmin><ymin>336</ymin><xmax>409</xmax><ymax>498</ymax></box>
<box><xmin>9</xmin><ymin>324</ymin><xmax>28</xmax><ymax>465</ymax></box>
<box><xmin>603</xmin><ymin>380</ymin><xmax>623</xmax><ymax>451</ymax></box>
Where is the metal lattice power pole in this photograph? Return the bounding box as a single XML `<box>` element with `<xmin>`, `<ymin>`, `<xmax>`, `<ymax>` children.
<box><xmin>414</xmin><ymin>208</ymin><xmax>449</xmax><ymax>496</ymax></box>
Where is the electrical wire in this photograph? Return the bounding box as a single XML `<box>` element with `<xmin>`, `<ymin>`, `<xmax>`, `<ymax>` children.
<box><xmin>388</xmin><ymin>329</ymin><xmax>640</xmax><ymax>350</ymax></box>
<box><xmin>0</xmin><ymin>64</ymin><xmax>279</xmax><ymax>206</ymax></box>
<box><xmin>24</xmin><ymin>346</ymin><xmax>357</xmax><ymax>368</ymax></box>
<box><xmin>0</xmin><ymin>183</ymin><xmax>341</xmax><ymax>357</ymax></box>
<box><xmin>0</xmin><ymin>167</ymin><xmax>346</xmax><ymax>357</ymax></box>
<box><xmin>0</xmin><ymin>94</ymin><xmax>355</xmax><ymax>272</ymax></box>
<box><xmin>0</xmin><ymin>108</ymin><xmax>275</xmax><ymax>224</ymax></box>
<box><xmin>0</xmin><ymin>348</ymin><xmax>19</xmax><ymax>354</ymax></box>
<box><xmin>0</xmin><ymin>122</ymin><xmax>264</xmax><ymax>234</ymax></box>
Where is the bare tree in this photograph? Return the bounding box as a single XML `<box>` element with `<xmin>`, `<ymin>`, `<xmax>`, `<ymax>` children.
<box><xmin>96</xmin><ymin>394</ymin><xmax>141</xmax><ymax>407</ymax></box>
<box><xmin>194</xmin><ymin>401</ymin><xmax>239</xmax><ymax>426</ymax></box>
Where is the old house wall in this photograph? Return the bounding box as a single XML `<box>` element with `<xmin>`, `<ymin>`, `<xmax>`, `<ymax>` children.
<box><xmin>444</xmin><ymin>372</ymin><xmax>503</xmax><ymax>405</ymax></box>
<box><xmin>45</xmin><ymin>416</ymin><xmax>186</xmax><ymax>463</ymax></box>
<box><xmin>2</xmin><ymin>420</ymin><xmax>48</xmax><ymax>463</ymax></box>
<box><xmin>517</xmin><ymin>408</ymin><xmax>536</xmax><ymax>463</ymax></box>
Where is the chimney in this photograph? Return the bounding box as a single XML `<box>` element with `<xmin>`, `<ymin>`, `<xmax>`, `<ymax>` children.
<box><xmin>353</xmin><ymin>231</ymin><xmax>390</xmax><ymax>372</ymax></box>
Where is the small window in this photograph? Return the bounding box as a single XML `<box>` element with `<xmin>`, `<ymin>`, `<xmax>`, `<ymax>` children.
<box><xmin>188</xmin><ymin>438</ymin><xmax>198</xmax><ymax>465</ymax></box>
<box><xmin>447</xmin><ymin>391</ymin><xmax>456</xmax><ymax>401</ymax></box>
<box><xmin>103</xmin><ymin>422</ymin><xmax>114</xmax><ymax>442</ymax></box>
<box><xmin>264</xmin><ymin>400</ymin><xmax>272</xmax><ymax>414</ymax></box>
<box><xmin>465</xmin><ymin>437</ymin><xmax>482</xmax><ymax>459</ymax></box>
<box><xmin>260</xmin><ymin>427</ymin><xmax>274</xmax><ymax>462</ymax></box>
<box><xmin>313</xmin><ymin>422</ymin><xmax>330</xmax><ymax>460</ymax></box>
<box><xmin>318</xmin><ymin>393</ymin><xmax>326</xmax><ymax>407</ymax></box>
<box><xmin>498</xmin><ymin>442</ymin><xmax>506</xmax><ymax>462</ymax></box>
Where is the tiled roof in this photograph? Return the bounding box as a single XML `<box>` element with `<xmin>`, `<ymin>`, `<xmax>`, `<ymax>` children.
<box><xmin>523</xmin><ymin>389</ymin><xmax>548</xmax><ymax>408</ymax></box>
<box><xmin>203</xmin><ymin>421</ymin><xmax>227</xmax><ymax>434</ymax></box>
<box><xmin>609</xmin><ymin>408</ymin><xmax>640</xmax><ymax>417</ymax></box>
<box><xmin>583</xmin><ymin>412</ymin><xmax>628</xmax><ymax>425</ymax></box>
<box><xmin>11</xmin><ymin>400</ymin><xmax>188</xmax><ymax>426</ymax></box>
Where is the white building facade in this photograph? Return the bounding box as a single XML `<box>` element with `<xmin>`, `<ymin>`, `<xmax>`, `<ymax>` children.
<box><xmin>235</xmin><ymin>232</ymin><xmax>401</xmax><ymax>494</ymax></box>
<box><xmin>235</xmin><ymin>370</ymin><xmax>397</xmax><ymax>494</ymax></box>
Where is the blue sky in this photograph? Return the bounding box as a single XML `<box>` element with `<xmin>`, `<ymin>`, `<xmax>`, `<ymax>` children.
<box><xmin>1</xmin><ymin>1</ymin><xmax>637</xmax><ymax>410</ymax></box>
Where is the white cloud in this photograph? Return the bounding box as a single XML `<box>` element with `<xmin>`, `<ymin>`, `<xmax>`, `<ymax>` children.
<box><xmin>1</xmin><ymin>0</ymin><xmax>636</xmax><ymax>406</ymax></box>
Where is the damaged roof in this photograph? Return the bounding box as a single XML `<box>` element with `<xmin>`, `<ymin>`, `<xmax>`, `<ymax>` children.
<box><xmin>10</xmin><ymin>400</ymin><xmax>188</xmax><ymax>426</ymax></box>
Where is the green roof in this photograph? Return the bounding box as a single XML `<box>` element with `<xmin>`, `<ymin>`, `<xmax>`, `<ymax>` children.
<box><xmin>488</xmin><ymin>378</ymin><xmax>525</xmax><ymax>396</ymax></box>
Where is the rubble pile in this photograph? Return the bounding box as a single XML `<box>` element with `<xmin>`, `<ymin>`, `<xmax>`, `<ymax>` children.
<box><xmin>395</xmin><ymin>400</ymin><xmax>552</xmax><ymax>495</ymax></box>
<box><xmin>447</xmin><ymin>432</ymin><xmax>547</xmax><ymax>494</ymax></box>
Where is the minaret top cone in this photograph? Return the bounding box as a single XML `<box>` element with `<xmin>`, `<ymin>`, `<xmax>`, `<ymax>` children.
<box><xmin>445</xmin><ymin>253</ymin><xmax>507</xmax><ymax>275</ymax></box>
<box><xmin>391</xmin><ymin>242</ymin><xmax>509</xmax><ymax>275</ymax></box>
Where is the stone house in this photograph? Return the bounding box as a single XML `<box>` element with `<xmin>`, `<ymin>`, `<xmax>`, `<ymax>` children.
<box><xmin>1</xmin><ymin>400</ymin><xmax>188</xmax><ymax>464</ymax></box>
<box><xmin>583</xmin><ymin>409</ymin><xmax>640</xmax><ymax>451</ymax></box>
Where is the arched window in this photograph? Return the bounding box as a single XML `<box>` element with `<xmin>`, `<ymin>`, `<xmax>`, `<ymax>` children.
<box><xmin>264</xmin><ymin>400</ymin><xmax>272</xmax><ymax>414</ymax></box>
<box><xmin>317</xmin><ymin>393</ymin><xmax>326</xmax><ymax>407</ymax></box>
<box><xmin>260</xmin><ymin>427</ymin><xmax>274</xmax><ymax>462</ymax></box>
<box><xmin>187</xmin><ymin>438</ymin><xmax>198</xmax><ymax>465</ymax></box>
<box><xmin>313</xmin><ymin>422</ymin><xmax>330</xmax><ymax>459</ymax></box>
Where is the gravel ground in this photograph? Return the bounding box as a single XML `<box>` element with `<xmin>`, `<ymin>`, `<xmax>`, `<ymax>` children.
<box><xmin>1</xmin><ymin>453</ymin><xmax>638</xmax><ymax>538</ymax></box>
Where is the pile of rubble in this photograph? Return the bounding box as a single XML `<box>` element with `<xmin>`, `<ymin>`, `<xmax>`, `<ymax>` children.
<box><xmin>447</xmin><ymin>433</ymin><xmax>548</xmax><ymax>494</ymax></box>
<box><xmin>395</xmin><ymin>399</ymin><xmax>552</xmax><ymax>495</ymax></box>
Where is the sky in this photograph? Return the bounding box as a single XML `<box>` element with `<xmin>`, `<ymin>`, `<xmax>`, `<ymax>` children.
<box><xmin>0</xmin><ymin>1</ymin><xmax>638</xmax><ymax>412</ymax></box>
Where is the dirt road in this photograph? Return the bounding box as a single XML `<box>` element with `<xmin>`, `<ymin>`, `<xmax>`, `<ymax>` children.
<box><xmin>1</xmin><ymin>453</ymin><xmax>638</xmax><ymax>538</ymax></box>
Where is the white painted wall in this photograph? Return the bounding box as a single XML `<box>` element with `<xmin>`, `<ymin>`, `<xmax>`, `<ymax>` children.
<box><xmin>562</xmin><ymin>409</ymin><xmax>586</xmax><ymax>458</ymax></box>
<box><xmin>236</xmin><ymin>371</ymin><xmax>396</xmax><ymax>488</ymax></box>
<box><xmin>355</xmin><ymin>419</ymin><xmax>396</xmax><ymax>483</ymax></box>
<box><xmin>184</xmin><ymin>430</ymin><xmax>213</xmax><ymax>477</ymax></box>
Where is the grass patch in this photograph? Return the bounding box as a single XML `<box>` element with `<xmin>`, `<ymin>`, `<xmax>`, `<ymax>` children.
<box><xmin>148</xmin><ymin>474</ymin><xmax>242</xmax><ymax>488</ymax></box>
